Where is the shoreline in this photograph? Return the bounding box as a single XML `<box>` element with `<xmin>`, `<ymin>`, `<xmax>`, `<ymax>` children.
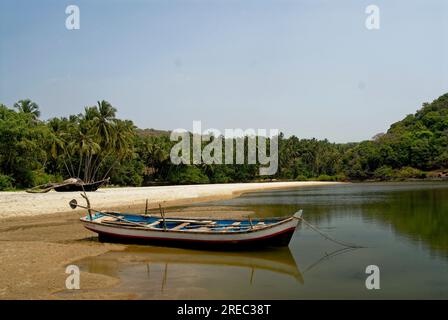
<box><xmin>0</xmin><ymin>181</ymin><xmax>343</xmax><ymax>220</ymax></box>
<box><xmin>0</xmin><ymin>181</ymin><xmax>342</xmax><ymax>299</ymax></box>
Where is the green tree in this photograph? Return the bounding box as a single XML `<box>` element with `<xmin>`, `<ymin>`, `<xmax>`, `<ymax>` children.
<box><xmin>14</xmin><ymin>99</ymin><xmax>40</xmax><ymax>119</ymax></box>
<box><xmin>0</xmin><ymin>104</ymin><xmax>50</xmax><ymax>187</ymax></box>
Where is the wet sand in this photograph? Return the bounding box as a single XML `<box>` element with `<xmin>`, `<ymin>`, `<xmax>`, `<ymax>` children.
<box><xmin>0</xmin><ymin>212</ymin><xmax>126</xmax><ymax>299</ymax></box>
<box><xmin>0</xmin><ymin>181</ymin><xmax>342</xmax><ymax>299</ymax></box>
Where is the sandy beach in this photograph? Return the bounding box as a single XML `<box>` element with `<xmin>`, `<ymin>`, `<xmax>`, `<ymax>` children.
<box><xmin>0</xmin><ymin>181</ymin><xmax>342</xmax><ymax>299</ymax></box>
<box><xmin>0</xmin><ymin>181</ymin><xmax>341</xmax><ymax>219</ymax></box>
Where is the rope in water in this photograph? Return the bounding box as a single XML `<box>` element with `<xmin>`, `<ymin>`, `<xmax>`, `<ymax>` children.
<box><xmin>298</xmin><ymin>216</ymin><xmax>365</xmax><ymax>249</ymax></box>
<box><xmin>302</xmin><ymin>247</ymin><xmax>358</xmax><ymax>274</ymax></box>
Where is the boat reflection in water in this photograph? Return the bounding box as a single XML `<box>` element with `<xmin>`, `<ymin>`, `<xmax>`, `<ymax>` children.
<box><xmin>76</xmin><ymin>245</ymin><xmax>304</xmax><ymax>299</ymax></box>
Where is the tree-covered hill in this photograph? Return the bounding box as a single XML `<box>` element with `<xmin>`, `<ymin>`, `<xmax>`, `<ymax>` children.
<box><xmin>136</xmin><ymin>128</ymin><xmax>170</xmax><ymax>138</ymax></box>
<box><xmin>1</xmin><ymin>94</ymin><xmax>447</xmax><ymax>190</ymax></box>
<box><xmin>342</xmin><ymin>93</ymin><xmax>448</xmax><ymax>180</ymax></box>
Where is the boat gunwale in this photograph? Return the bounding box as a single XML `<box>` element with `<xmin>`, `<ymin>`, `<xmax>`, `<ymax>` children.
<box><xmin>104</xmin><ymin>211</ymin><xmax>292</xmax><ymax>222</ymax></box>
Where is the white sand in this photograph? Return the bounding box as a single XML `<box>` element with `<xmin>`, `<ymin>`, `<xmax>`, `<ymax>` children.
<box><xmin>0</xmin><ymin>181</ymin><xmax>343</xmax><ymax>219</ymax></box>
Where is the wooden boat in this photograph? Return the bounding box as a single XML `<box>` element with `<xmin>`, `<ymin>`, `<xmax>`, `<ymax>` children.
<box><xmin>71</xmin><ymin>200</ymin><xmax>303</xmax><ymax>248</ymax></box>
<box><xmin>54</xmin><ymin>178</ymin><xmax>109</xmax><ymax>192</ymax></box>
<box><xmin>26</xmin><ymin>178</ymin><xmax>109</xmax><ymax>193</ymax></box>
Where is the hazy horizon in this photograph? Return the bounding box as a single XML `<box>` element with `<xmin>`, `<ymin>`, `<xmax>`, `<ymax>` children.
<box><xmin>1</xmin><ymin>0</ymin><xmax>447</xmax><ymax>143</ymax></box>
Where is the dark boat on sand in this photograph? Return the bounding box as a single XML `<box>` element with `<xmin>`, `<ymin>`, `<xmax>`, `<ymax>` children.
<box><xmin>26</xmin><ymin>178</ymin><xmax>109</xmax><ymax>193</ymax></box>
<box><xmin>54</xmin><ymin>179</ymin><xmax>108</xmax><ymax>192</ymax></box>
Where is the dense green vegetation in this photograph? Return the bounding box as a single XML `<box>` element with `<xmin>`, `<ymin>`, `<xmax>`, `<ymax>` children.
<box><xmin>1</xmin><ymin>93</ymin><xmax>448</xmax><ymax>190</ymax></box>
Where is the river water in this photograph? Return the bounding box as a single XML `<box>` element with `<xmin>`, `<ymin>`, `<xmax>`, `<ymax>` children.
<box><xmin>75</xmin><ymin>182</ymin><xmax>448</xmax><ymax>299</ymax></box>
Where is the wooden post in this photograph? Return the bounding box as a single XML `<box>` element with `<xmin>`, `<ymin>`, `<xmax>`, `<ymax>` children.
<box><xmin>145</xmin><ymin>199</ymin><xmax>149</xmax><ymax>215</ymax></box>
<box><xmin>81</xmin><ymin>192</ymin><xmax>92</xmax><ymax>220</ymax></box>
<box><xmin>159</xmin><ymin>204</ymin><xmax>167</xmax><ymax>231</ymax></box>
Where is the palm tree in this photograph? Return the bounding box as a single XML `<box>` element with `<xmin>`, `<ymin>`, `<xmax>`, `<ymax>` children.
<box><xmin>99</xmin><ymin>119</ymin><xmax>135</xmax><ymax>180</ymax></box>
<box><xmin>14</xmin><ymin>99</ymin><xmax>40</xmax><ymax>119</ymax></box>
<box><xmin>80</xmin><ymin>101</ymin><xmax>117</xmax><ymax>177</ymax></box>
<box><xmin>51</xmin><ymin>100</ymin><xmax>134</xmax><ymax>182</ymax></box>
<box><xmin>47</xmin><ymin>118</ymin><xmax>73</xmax><ymax>177</ymax></box>
<box><xmin>141</xmin><ymin>136</ymin><xmax>172</xmax><ymax>179</ymax></box>
<box><xmin>69</xmin><ymin>127</ymin><xmax>101</xmax><ymax>182</ymax></box>
<box><xmin>94</xmin><ymin>100</ymin><xmax>117</xmax><ymax>146</ymax></box>
<box><xmin>114</xmin><ymin>120</ymin><xmax>134</xmax><ymax>156</ymax></box>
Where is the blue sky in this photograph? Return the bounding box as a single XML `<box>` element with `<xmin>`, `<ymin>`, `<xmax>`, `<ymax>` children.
<box><xmin>1</xmin><ymin>0</ymin><xmax>447</xmax><ymax>142</ymax></box>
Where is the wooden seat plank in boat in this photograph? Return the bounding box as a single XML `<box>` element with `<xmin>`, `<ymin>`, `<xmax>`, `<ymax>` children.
<box><xmin>95</xmin><ymin>215</ymin><xmax>124</xmax><ymax>223</ymax></box>
<box><xmin>164</xmin><ymin>219</ymin><xmax>213</xmax><ymax>224</ymax></box>
<box><xmin>147</xmin><ymin>220</ymin><xmax>162</xmax><ymax>227</ymax></box>
<box><xmin>171</xmin><ymin>222</ymin><xmax>190</xmax><ymax>230</ymax></box>
<box><xmin>95</xmin><ymin>216</ymin><xmax>118</xmax><ymax>223</ymax></box>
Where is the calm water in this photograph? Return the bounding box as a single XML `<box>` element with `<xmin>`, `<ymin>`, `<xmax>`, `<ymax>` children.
<box><xmin>74</xmin><ymin>182</ymin><xmax>448</xmax><ymax>299</ymax></box>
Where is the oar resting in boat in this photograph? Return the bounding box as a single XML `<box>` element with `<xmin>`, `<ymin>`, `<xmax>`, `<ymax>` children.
<box><xmin>69</xmin><ymin>198</ymin><xmax>303</xmax><ymax>249</ymax></box>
